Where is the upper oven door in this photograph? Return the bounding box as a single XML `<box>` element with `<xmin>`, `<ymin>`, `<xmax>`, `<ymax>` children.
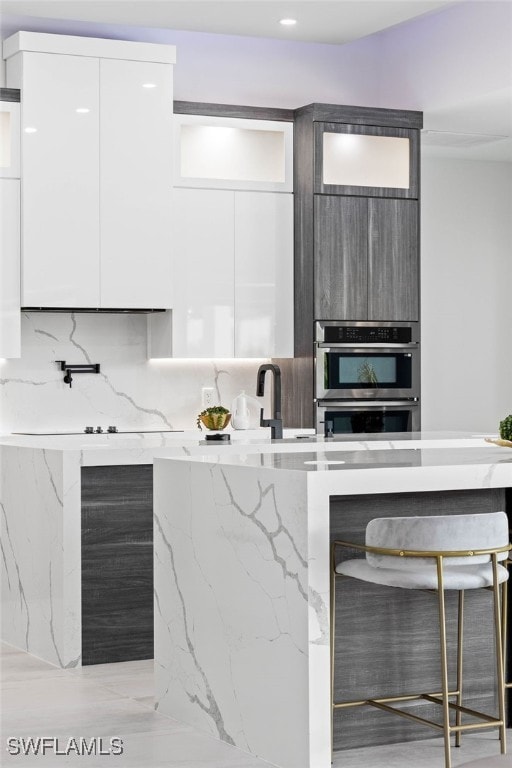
<box><xmin>316</xmin><ymin>345</ymin><xmax>420</xmax><ymax>400</ymax></box>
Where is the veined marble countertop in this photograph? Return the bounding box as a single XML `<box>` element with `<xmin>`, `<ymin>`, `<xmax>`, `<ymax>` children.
<box><xmin>168</xmin><ymin>443</ymin><xmax>511</xmax><ymax>471</ymax></box>
<box><xmin>0</xmin><ymin>427</ymin><xmax>315</xmax><ymax>466</ymax></box>
<box><xmin>155</xmin><ymin>435</ymin><xmax>512</xmax><ymax>495</ymax></box>
<box><xmin>0</xmin><ymin>428</ymin><xmax>500</xmax><ymax>466</ymax></box>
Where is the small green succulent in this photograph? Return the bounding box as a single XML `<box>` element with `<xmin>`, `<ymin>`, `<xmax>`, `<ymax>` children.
<box><xmin>197</xmin><ymin>406</ymin><xmax>231</xmax><ymax>431</ymax></box>
<box><xmin>499</xmin><ymin>414</ymin><xmax>512</xmax><ymax>442</ymax></box>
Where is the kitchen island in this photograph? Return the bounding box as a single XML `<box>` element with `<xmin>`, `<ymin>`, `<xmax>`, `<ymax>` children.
<box><xmin>0</xmin><ymin>428</ymin><xmax>312</xmax><ymax>667</ymax></box>
<box><xmin>153</xmin><ymin>440</ymin><xmax>512</xmax><ymax>768</ymax></box>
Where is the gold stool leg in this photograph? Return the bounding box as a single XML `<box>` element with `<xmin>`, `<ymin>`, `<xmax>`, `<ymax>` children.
<box><xmin>330</xmin><ymin>545</ymin><xmax>336</xmax><ymax>761</ymax></box>
<box><xmin>502</xmin><ymin>574</ymin><xmax>508</xmax><ymax>680</ymax></box>
<box><xmin>455</xmin><ymin>590</ymin><xmax>464</xmax><ymax>748</ymax></box>
<box><xmin>502</xmin><ymin>578</ymin><xmax>508</xmax><ymax>750</ymax></box>
<box><xmin>437</xmin><ymin>556</ymin><xmax>452</xmax><ymax>768</ymax></box>
<box><xmin>492</xmin><ymin>554</ymin><xmax>506</xmax><ymax>755</ymax></box>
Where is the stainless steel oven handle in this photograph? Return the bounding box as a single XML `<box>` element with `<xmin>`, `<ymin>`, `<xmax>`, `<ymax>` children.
<box><xmin>317</xmin><ymin>342</ymin><xmax>419</xmax><ymax>349</ymax></box>
<box><xmin>318</xmin><ymin>400</ymin><xmax>420</xmax><ymax>408</ymax></box>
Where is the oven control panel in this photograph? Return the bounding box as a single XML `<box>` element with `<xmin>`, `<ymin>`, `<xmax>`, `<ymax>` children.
<box><xmin>323</xmin><ymin>326</ymin><xmax>412</xmax><ymax>344</ymax></box>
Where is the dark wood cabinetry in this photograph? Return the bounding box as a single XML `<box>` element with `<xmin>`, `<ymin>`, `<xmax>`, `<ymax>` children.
<box><xmin>368</xmin><ymin>198</ymin><xmax>419</xmax><ymax>321</ymax></box>
<box><xmin>314</xmin><ymin>196</ymin><xmax>419</xmax><ymax>322</ymax></box>
<box><xmin>275</xmin><ymin>103</ymin><xmax>423</xmax><ymax>428</ymax></box>
<box><xmin>314</xmin><ymin>196</ymin><xmax>368</xmax><ymax>320</ymax></box>
<box><xmin>81</xmin><ymin>465</ymin><xmax>153</xmax><ymax>665</ymax></box>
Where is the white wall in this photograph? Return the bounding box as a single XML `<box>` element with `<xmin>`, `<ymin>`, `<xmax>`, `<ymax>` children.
<box><xmin>0</xmin><ymin>313</ymin><xmax>268</xmax><ymax>433</ymax></box>
<box><xmin>421</xmin><ymin>156</ymin><xmax>512</xmax><ymax>432</ymax></box>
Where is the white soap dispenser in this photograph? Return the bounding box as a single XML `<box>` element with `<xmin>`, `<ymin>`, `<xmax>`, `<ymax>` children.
<box><xmin>232</xmin><ymin>390</ymin><xmax>251</xmax><ymax>430</ymax></box>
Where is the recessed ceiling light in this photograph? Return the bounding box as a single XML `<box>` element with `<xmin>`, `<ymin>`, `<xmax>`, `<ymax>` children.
<box><xmin>24</xmin><ymin>127</ymin><xmax>37</xmax><ymax>134</ymax></box>
<box><xmin>75</xmin><ymin>108</ymin><xmax>90</xmax><ymax>114</ymax></box>
<box><xmin>279</xmin><ymin>18</ymin><xmax>297</xmax><ymax>26</ymax></box>
<box><xmin>142</xmin><ymin>83</ymin><xmax>157</xmax><ymax>89</ymax></box>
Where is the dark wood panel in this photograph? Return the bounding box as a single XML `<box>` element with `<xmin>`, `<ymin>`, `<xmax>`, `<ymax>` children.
<box><xmin>293</xmin><ymin>107</ymin><xmax>315</xmax><ymax>358</ymax></box>
<box><xmin>173</xmin><ymin>100</ymin><xmax>294</xmax><ymax>122</ymax></box>
<box><xmin>314</xmin><ymin>195</ymin><xmax>368</xmax><ymax>320</ymax></box>
<box><xmin>0</xmin><ymin>88</ymin><xmax>20</xmax><ymax>102</ymax></box>
<box><xmin>272</xmin><ymin>356</ymin><xmax>315</xmax><ymax>428</ymax></box>
<box><xmin>314</xmin><ymin>122</ymin><xmax>419</xmax><ymax>199</ymax></box>
<box><xmin>330</xmin><ymin>489</ymin><xmax>506</xmax><ymax>750</ymax></box>
<box><xmin>295</xmin><ymin>103</ymin><xmax>423</xmax><ymax>129</ymax></box>
<box><xmin>272</xmin><ymin>107</ymin><xmax>316</xmax><ymax>429</ymax></box>
<box><xmin>368</xmin><ymin>198</ymin><xmax>419</xmax><ymax>321</ymax></box>
<box><xmin>81</xmin><ymin>465</ymin><xmax>153</xmax><ymax>665</ymax></box>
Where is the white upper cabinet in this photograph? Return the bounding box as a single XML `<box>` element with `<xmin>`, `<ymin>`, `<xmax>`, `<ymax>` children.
<box><xmin>0</xmin><ymin>101</ymin><xmax>20</xmax><ymax>178</ymax></box>
<box><xmin>100</xmin><ymin>58</ymin><xmax>173</xmax><ymax>309</ymax></box>
<box><xmin>0</xmin><ymin>179</ymin><xmax>21</xmax><ymax>358</ymax></box>
<box><xmin>0</xmin><ymin>98</ymin><xmax>21</xmax><ymax>358</ymax></box>
<box><xmin>19</xmin><ymin>52</ymin><xmax>101</xmax><ymax>307</ymax></box>
<box><xmin>174</xmin><ymin>114</ymin><xmax>293</xmax><ymax>193</ymax></box>
<box><xmin>3</xmin><ymin>32</ymin><xmax>175</xmax><ymax>309</ymax></box>
<box><xmin>171</xmin><ymin>188</ymin><xmax>293</xmax><ymax>359</ymax></box>
<box><xmin>172</xmin><ymin>188</ymin><xmax>235</xmax><ymax>358</ymax></box>
<box><xmin>234</xmin><ymin>192</ymin><xmax>293</xmax><ymax>358</ymax></box>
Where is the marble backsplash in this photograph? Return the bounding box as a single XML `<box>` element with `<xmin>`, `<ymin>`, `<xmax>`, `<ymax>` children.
<box><xmin>0</xmin><ymin>313</ymin><xmax>270</xmax><ymax>434</ymax></box>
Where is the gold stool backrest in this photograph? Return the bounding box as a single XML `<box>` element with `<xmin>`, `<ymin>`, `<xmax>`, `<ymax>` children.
<box><xmin>365</xmin><ymin>511</ymin><xmax>509</xmax><ymax>570</ymax></box>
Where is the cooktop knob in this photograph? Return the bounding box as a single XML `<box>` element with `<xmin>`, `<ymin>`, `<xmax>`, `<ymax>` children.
<box><xmin>84</xmin><ymin>426</ymin><xmax>94</xmax><ymax>434</ymax></box>
<box><xmin>107</xmin><ymin>426</ymin><xmax>118</xmax><ymax>433</ymax></box>
<box><xmin>95</xmin><ymin>426</ymin><xmax>103</xmax><ymax>433</ymax></box>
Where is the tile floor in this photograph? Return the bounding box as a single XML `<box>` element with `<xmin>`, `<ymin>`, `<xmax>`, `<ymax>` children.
<box><xmin>1</xmin><ymin>642</ymin><xmax>510</xmax><ymax>768</ymax></box>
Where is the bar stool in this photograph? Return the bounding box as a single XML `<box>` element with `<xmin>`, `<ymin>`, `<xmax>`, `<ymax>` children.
<box><xmin>330</xmin><ymin>511</ymin><xmax>510</xmax><ymax>768</ymax></box>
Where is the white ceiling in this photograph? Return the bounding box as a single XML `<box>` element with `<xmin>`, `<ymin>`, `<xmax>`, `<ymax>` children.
<box><xmin>0</xmin><ymin>1</ymin><xmax>457</xmax><ymax>45</ymax></box>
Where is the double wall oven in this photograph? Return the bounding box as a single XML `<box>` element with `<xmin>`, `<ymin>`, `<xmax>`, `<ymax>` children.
<box><xmin>315</xmin><ymin>321</ymin><xmax>420</xmax><ymax>436</ymax></box>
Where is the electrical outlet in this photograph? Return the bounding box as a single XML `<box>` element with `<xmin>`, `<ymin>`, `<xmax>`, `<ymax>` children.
<box><xmin>201</xmin><ymin>387</ymin><xmax>215</xmax><ymax>408</ymax></box>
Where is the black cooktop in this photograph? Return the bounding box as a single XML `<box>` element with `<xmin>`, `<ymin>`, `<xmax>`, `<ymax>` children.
<box><xmin>13</xmin><ymin>430</ymin><xmax>185</xmax><ymax>435</ymax></box>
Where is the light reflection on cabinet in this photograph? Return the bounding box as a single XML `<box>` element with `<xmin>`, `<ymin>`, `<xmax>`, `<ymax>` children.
<box><xmin>174</xmin><ymin>114</ymin><xmax>293</xmax><ymax>193</ymax></box>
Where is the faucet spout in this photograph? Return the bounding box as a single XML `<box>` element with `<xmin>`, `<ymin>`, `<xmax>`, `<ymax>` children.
<box><xmin>256</xmin><ymin>364</ymin><xmax>283</xmax><ymax>440</ymax></box>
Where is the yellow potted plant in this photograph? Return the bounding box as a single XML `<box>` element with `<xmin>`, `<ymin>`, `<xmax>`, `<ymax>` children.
<box><xmin>196</xmin><ymin>406</ymin><xmax>231</xmax><ymax>439</ymax></box>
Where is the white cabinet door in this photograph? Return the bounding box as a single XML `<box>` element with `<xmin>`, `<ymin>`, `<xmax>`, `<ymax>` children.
<box><xmin>0</xmin><ymin>179</ymin><xmax>21</xmax><ymax>357</ymax></box>
<box><xmin>20</xmin><ymin>52</ymin><xmax>100</xmax><ymax>307</ymax></box>
<box><xmin>234</xmin><ymin>192</ymin><xmax>294</xmax><ymax>357</ymax></box>
<box><xmin>0</xmin><ymin>102</ymin><xmax>20</xmax><ymax>179</ymax></box>
<box><xmin>100</xmin><ymin>59</ymin><xmax>173</xmax><ymax>308</ymax></box>
<box><xmin>172</xmin><ymin>188</ymin><xmax>234</xmax><ymax>358</ymax></box>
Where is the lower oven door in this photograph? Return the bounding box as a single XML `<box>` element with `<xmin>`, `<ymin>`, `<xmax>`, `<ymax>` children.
<box><xmin>317</xmin><ymin>400</ymin><xmax>420</xmax><ymax>436</ymax></box>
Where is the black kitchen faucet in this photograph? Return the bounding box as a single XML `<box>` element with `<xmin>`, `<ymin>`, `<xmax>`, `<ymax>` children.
<box><xmin>256</xmin><ymin>363</ymin><xmax>283</xmax><ymax>440</ymax></box>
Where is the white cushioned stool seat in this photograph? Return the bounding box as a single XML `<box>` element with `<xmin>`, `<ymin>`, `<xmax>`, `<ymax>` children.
<box><xmin>336</xmin><ymin>511</ymin><xmax>510</xmax><ymax>591</ymax></box>
<box><xmin>337</xmin><ymin>558</ymin><xmax>509</xmax><ymax>590</ymax></box>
